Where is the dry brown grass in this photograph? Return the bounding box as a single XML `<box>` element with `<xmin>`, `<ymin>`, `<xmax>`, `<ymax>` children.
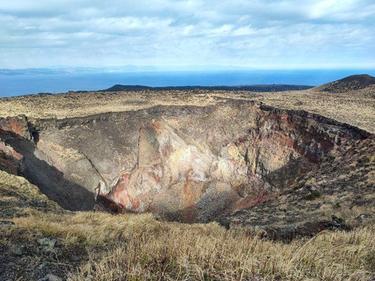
<box><xmin>0</xmin><ymin>170</ymin><xmax>62</xmax><ymax>218</ymax></box>
<box><xmin>0</xmin><ymin>87</ymin><xmax>374</xmax><ymax>133</ymax></box>
<box><xmin>9</xmin><ymin>211</ymin><xmax>374</xmax><ymax>281</ymax></box>
<box><xmin>1</xmin><ymin>166</ymin><xmax>374</xmax><ymax>280</ymax></box>
<box><xmin>251</xmin><ymin>89</ymin><xmax>375</xmax><ymax>134</ymax></box>
<box><xmin>0</xmin><ymin>91</ymin><xmax>218</xmax><ymax>119</ymax></box>
<box><xmin>1</xmin><ymin>170</ymin><xmax>374</xmax><ymax>280</ymax></box>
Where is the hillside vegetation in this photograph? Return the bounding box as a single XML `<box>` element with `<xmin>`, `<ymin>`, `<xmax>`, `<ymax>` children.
<box><xmin>0</xmin><ymin>170</ymin><xmax>374</xmax><ymax>281</ymax></box>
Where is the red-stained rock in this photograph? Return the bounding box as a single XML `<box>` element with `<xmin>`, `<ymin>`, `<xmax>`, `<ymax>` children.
<box><xmin>0</xmin><ymin>116</ymin><xmax>31</xmax><ymax>174</ymax></box>
<box><xmin>0</xmin><ymin>140</ymin><xmax>23</xmax><ymax>174</ymax></box>
<box><xmin>0</xmin><ymin>116</ymin><xmax>31</xmax><ymax>140</ymax></box>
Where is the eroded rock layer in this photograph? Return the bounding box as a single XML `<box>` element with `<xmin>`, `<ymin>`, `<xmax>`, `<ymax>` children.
<box><xmin>0</xmin><ymin>101</ymin><xmax>372</xmax><ymax>227</ymax></box>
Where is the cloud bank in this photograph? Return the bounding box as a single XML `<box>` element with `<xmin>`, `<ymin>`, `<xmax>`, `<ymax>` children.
<box><xmin>0</xmin><ymin>0</ymin><xmax>374</xmax><ymax>69</ymax></box>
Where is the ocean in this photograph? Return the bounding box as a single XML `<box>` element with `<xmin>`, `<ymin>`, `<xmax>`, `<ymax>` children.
<box><xmin>1</xmin><ymin>69</ymin><xmax>374</xmax><ymax>97</ymax></box>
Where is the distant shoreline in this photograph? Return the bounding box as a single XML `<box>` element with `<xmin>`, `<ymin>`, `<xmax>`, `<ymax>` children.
<box><xmin>102</xmin><ymin>84</ymin><xmax>313</xmax><ymax>92</ymax></box>
<box><xmin>1</xmin><ymin>69</ymin><xmax>374</xmax><ymax>97</ymax></box>
<box><xmin>0</xmin><ymin>84</ymin><xmax>313</xmax><ymax>100</ymax></box>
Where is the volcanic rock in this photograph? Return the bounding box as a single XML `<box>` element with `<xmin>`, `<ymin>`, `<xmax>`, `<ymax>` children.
<box><xmin>1</xmin><ymin>99</ymin><xmax>371</xmax><ymax>232</ymax></box>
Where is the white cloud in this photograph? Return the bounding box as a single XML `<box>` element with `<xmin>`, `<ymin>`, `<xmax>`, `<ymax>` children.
<box><xmin>0</xmin><ymin>0</ymin><xmax>374</xmax><ymax>68</ymax></box>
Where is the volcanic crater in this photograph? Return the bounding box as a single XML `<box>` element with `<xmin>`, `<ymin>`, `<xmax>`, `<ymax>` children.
<box><xmin>1</xmin><ymin>96</ymin><xmax>373</xmax><ymax>240</ymax></box>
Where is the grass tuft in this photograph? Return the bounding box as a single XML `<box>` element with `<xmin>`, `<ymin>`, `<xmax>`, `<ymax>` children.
<box><xmin>7</xmin><ymin>211</ymin><xmax>374</xmax><ymax>281</ymax></box>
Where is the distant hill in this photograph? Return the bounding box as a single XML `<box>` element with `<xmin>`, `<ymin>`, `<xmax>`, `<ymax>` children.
<box><xmin>317</xmin><ymin>74</ymin><xmax>375</xmax><ymax>93</ymax></box>
<box><xmin>103</xmin><ymin>84</ymin><xmax>313</xmax><ymax>92</ymax></box>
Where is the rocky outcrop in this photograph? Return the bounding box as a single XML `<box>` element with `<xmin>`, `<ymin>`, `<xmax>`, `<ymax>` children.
<box><xmin>0</xmin><ymin>141</ymin><xmax>23</xmax><ymax>174</ymax></box>
<box><xmin>0</xmin><ymin>116</ymin><xmax>30</xmax><ymax>174</ymax></box>
<box><xmin>0</xmin><ymin>116</ymin><xmax>31</xmax><ymax>140</ymax></box>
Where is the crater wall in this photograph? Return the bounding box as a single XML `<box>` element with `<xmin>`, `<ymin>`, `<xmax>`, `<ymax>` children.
<box><xmin>0</xmin><ymin>100</ymin><xmax>370</xmax><ymax>221</ymax></box>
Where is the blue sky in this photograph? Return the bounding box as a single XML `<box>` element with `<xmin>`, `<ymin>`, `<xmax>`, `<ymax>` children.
<box><xmin>0</xmin><ymin>0</ymin><xmax>374</xmax><ymax>69</ymax></box>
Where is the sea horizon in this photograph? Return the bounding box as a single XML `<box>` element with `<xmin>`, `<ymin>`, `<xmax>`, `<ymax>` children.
<box><xmin>1</xmin><ymin>68</ymin><xmax>375</xmax><ymax>97</ymax></box>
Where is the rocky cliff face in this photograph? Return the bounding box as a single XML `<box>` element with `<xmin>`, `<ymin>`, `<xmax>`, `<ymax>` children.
<box><xmin>0</xmin><ymin>100</ymin><xmax>372</xmax><ymax>230</ymax></box>
<box><xmin>0</xmin><ymin>116</ymin><xmax>29</xmax><ymax>174</ymax></box>
<box><xmin>97</xmin><ymin>104</ymin><xmax>369</xmax><ymax>223</ymax></box>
